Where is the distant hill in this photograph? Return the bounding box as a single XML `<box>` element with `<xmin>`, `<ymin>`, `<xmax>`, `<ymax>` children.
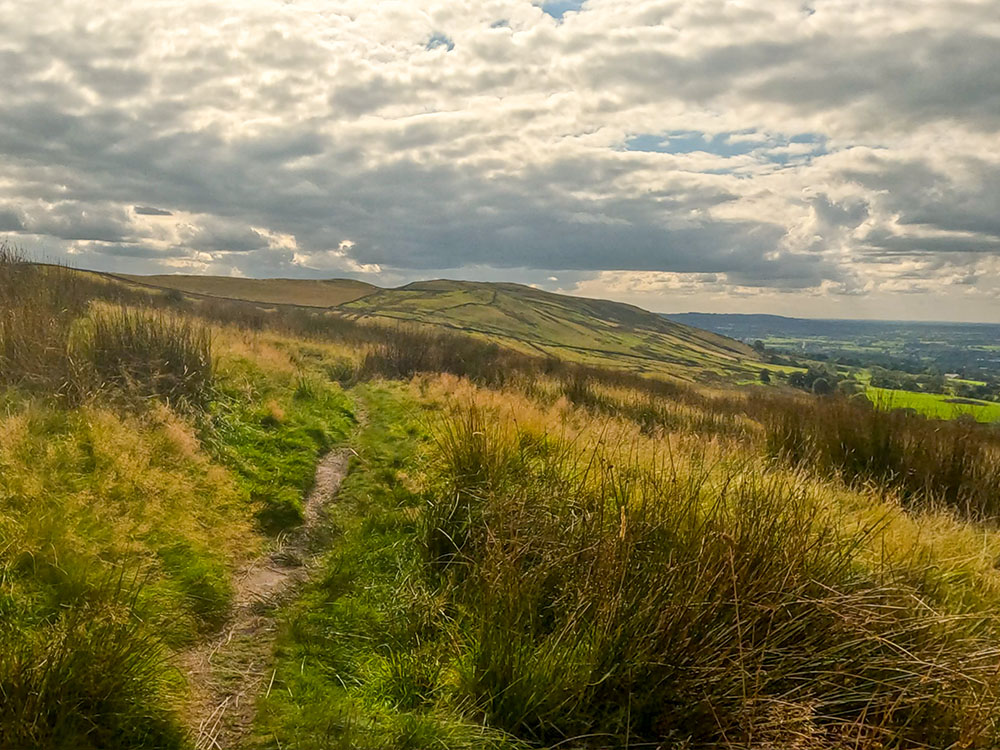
<box><xmin>341</xmin><ymin>280</ymin><xmax>756</xmax><ymax>376</ymax></box>
<box><xmin>665</xmin><ymin>312</ymin><xmax>1000</xmax><ymax>339</ymax></box>
<box><xmin>114</xmin><ymin>274</ymin><xmax>377</xmax><ymax>308</ymax></box>
<box><xmin>112</xmin><ymin>273</ymin><xmax>758</xmax><ymax>379</ymax></box>
<box><xmin>666</xmin><ymin>311</ymin><xmax>1000</xmax><ymax>374</ymax></box>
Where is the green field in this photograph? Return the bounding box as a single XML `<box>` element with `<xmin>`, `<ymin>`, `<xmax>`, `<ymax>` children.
<box><xmin>867</xmin><ymin>386</ymin><xmax>1000</xmax><ymax>422</ymax></box>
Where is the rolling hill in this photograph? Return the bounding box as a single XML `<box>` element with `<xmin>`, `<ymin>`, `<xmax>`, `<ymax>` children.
<box><xmin>111</xmin><ymin>273</ymin><xmax>758</xmax><ymax>379</ymax></box>
<box><xmin>340</xmin><ymin>280</ymin><xmax>756</xmax><ymax>376</ymax></box>
<box><xmin>114</xmin><ymin>273</ymin><xmax>377</xmax><ymax>308</ymax></box>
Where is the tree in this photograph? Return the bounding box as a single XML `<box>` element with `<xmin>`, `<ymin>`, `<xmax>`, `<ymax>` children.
<box><xmin>812</xmin><ymin>377</ymin><xmax>833</xmax><ymax>395</ymax></box>
<box><xmin>759</xmin><ymin>369</ymin><xmax>771</xmax><ymax>384</ymax></box>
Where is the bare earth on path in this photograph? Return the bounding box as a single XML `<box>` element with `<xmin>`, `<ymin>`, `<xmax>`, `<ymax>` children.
<box><xmin>179</xmin><ymin>449</ymin><xmax>352</xmax><ymax>750</ymax></box>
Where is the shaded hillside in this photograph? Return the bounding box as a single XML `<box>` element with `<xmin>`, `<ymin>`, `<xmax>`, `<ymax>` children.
<box><xmin>341</xmin><ymin>280</ymin><xmax>757</xmax><ymax>377</ymax></box>
<box><xmin>115</xmin><ymin>273</ymin><xmax>377</xmax><ymax>308</ymax></box>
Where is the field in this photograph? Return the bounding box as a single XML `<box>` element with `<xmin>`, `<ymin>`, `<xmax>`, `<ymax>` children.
<box><xmin>868</xmin><ymin>386</ymin><xmax>1000</xmax><ymax>422</ymax></box>
<box><xmin>7</xmin><ymin>251</ymin><xmax>1000</xmax><ymax>749</ymax></box>
<box><xmin>671</xmin><ymin>312</ymin><xmax>1000</xmax><ymax>376</ymax></box>
<box><xmin>119</xmin><ymin>273</ymin><xmax>761</xmax><ymax>382</ymax></box>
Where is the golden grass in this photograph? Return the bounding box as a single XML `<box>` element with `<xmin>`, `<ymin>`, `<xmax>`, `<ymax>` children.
<box><xmin>415</xmin><ymin>372</ymin><xmax>1000</xmax><ymax>614</ymax></box>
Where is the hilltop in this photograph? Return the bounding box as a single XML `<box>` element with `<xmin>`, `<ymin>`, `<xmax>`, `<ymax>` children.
<box><xmin>114</xmin><ymin>273</ymin><xmax>758</xmax><ymax>380</ymax></box>
<box><xmin>114</xmin><ymin>273</ymin><xmax>377</xmax><ymax>308</ymax></box>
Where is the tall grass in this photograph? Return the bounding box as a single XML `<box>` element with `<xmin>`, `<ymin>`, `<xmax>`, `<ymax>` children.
<box><xmin>424</xmin><ymin>405</ymin><xmax>1000</xmax><ymax>748</ymax></box>
<box><xmin>756</xmin><ymin>392</ymin><xmax>1000</xmax><ymax>519</ymax></box>
<box><xmin>0</xmin><ymin>244</ymin><xmax>214</xmax><ymax>406</ymax></box>
<box><xmin>0</xmin><ymin>575</ymin><xmax>184</xmax><ymax>750</ymax></box>
<box><xmin>81</xmin><ymin>306</ymin><xmax>213</xmax><ymax>407</ymax></box>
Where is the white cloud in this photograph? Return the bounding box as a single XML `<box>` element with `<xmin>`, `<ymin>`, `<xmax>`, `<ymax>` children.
<box><xmin>1</xmin><ymin>0</ymin><xmax>999</xmax><ymax>319</ymax></box>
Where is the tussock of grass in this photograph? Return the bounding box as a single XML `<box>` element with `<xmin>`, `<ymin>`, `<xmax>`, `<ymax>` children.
<box><xmin>425</xmin><ymin>404</ymin><xmax>1000</xmax><ymax>747</ymax></box>
<box><xmin>80</xmin><ymin>305</ymin><xmax>213</xmax><ymax>408</ymax></box>
<box><xmin>0</xmin><ymin>574</ymin><xmax>185</xmax><ymax>750</ymax></box>
<box><xmin>757</xmin><ymin>392</ymin><xmax>1000</xmax><ymax>519</ymax></box>
<box><xmin>0</xmin><ymin>244</ymin><xmax>214</xmax><ymax>407</ymax></box>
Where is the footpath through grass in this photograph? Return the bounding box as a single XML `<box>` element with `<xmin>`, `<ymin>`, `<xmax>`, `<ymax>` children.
<box><xmin>0</xmin><ymin>326</ymin><xmax>355</xmax><ymax>748</ymax></box>
<box><xmin>252</xmin><ymin>378</ymin><xmax>1000</xmax><ymax>750</ymax></box>
<box><xmin>252</xmin><ymin>383</ymin><xmax>524</xmax><ymax>750</ymax></box>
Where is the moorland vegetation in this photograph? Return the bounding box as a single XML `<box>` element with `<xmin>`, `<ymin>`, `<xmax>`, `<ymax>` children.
<box><xmin>3</xmin><ymin>243</ymin><xmax>1000</xmax><ymax>749</ymax></box>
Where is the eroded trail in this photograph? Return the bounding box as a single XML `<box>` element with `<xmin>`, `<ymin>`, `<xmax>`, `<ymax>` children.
<box><xmin>180</xmin><ymin>449</ymin><xmax>352</xmax><ymax>750</ymax></box>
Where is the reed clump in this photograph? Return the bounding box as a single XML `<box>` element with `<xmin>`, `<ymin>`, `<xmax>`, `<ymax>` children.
<box><xmin>423</xmin><ymin>404</ymin><xmax>1000</xmax><ymax>748</ymax></box>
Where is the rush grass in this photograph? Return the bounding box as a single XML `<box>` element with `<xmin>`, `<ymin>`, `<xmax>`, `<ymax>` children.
<box><xmin>424</xmin><ymin>402</ymin><xmax>1000</xmax><ymax>748</ymax></box>
<box><xmin>254</xmin><ymin>381</ymin><xmax>1000</xmax><ymax>749</ymax></box>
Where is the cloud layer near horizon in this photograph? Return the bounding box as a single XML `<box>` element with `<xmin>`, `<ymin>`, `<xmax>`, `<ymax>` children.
<box><xmin>2</xmin><ymin>0</ymin><xmax>1000</xmax><ymax>320</ymax></box>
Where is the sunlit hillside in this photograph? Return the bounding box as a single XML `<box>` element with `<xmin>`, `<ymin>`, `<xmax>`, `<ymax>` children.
<box><xmin>116</xmin><ymin>272</ymin><xmax>760</xmax><ymax>382</ymax></box>
<box><xmin>115</xmin><ymin>273</ymin><xmax>378</xmax><ymax>308</ymax></box>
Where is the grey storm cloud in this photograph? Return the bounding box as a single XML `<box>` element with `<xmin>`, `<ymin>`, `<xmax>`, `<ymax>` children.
<box><xmin>0</xmin><ymin>0</ymin><xmax>999</xmax><ymax>318</ymax></box>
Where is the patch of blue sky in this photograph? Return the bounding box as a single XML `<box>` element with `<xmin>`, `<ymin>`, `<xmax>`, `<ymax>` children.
<box><xmin>539</xmin><ymin>1</ymin><xmax>586</xmax><ymax>20</ymax></box>
<box><xmin>426</xmin><ymin>32</ymin><xmax>454</xmax><ymax>51</ymax></box>
<box><xmin>624</xmin><ymin>130</ymin><xmax>828</xmax><ymax>166</ymax></box>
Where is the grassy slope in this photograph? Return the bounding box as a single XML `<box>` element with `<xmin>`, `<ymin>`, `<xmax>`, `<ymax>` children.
<box><xmin>341</xmin><ymin>280</ymin><xmax>757</xmax><ymax>379</ymax></box>
<box><xmin>117</xmin><ymin>272</ymin><xmax>758</xmax><ymax>381</ymax></box>
<box><xmin>8</xmin><ymin>258</ymin><xmax>1000</xmax><ymax>747</ymax></box>
<box><xmin>0</xmin><ymin>321</ymin><xmax>356</xmax><ymax>747</ymax></box>
<box><xmin>867</xmin><ymin>385</ymin><xmax>1000</xmax><ymax>422</ymax></box>
<box><xmin>116</xmin><ymin>274</ymin><xmax>377</xmax><ymax>308</ymax></box>
<box><xmin>250</xmin><ymin>375</ymin><xmax>1000</xmax><ymax>749</ymax></box>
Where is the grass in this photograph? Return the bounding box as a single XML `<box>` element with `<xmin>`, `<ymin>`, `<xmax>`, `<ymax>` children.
<box><xmin>204</xmin><ymin>354</ymin><xmax>355</xmax><ymax>533</ymax></box>
<box><xmin>757</xmin><ymin>392</ymin><xmax>1000</xmax><ymax>518</ymax></box>
<box><xmin>116</xmin><ymin>273</ymin><xmax>377</xmax><ymax>308</ymax></box>
<box><xmin>0</xmin><ymin>399</ymin><xmax>253</xmax><ymax>746</ymax></box>
<box><xmin>867</xmin><ymin>385</ymin><xmax>1000</xmax><ymax>422</ymax></box>
<box><xmin>0</xmin><ymin>574</ymin><xmax>186</xmax><ymax>750</ymax></box>
<box><xmin>421</xmin><ymin>400</ymin><xmax>999</xmax><ymax>748</ymax></box>
<box><xmin>82</xmin><ymin>305</ymin><xmax>214</xmax><ymax>408</ymax></box>
<box><xmin>0</xmin><ymin>250</ymin><xmax>359</xmax><ymax>746</ymax></box>
<box><xmin>0</xmin><ymin>246</ymin><xmax>214</xmax><ymax>406</ymax></box>
<box><xmin>252</xmin><ymin>384</ymin><xmax>522</xmax><ymax>750</ymax></box>
<box><xmin>252</xmin><ymin>379</ymin><xmax>1000</xmax><ymax>749</ymax></box>
<box><xmin>9</xmin><ymin>251</ymin><xmax>1000</xmax><ymax>748</ymax></box>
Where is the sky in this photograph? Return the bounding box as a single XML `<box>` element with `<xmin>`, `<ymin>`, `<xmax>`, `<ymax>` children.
<box><xmin>2</xmin><ymin>0</ymin><xmax>1000</xmax><ymax>322</ymax></box>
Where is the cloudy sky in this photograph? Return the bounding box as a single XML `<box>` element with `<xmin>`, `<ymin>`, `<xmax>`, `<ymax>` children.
<box><xmin>3</xmin><ymin>0</ymin><xmax>1000</xmax><ymax>321</ymax></box>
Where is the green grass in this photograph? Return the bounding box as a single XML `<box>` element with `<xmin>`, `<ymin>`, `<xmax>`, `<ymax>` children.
<box><xmin>867</xmin><ymin>386</ymin><xmax>1000</xmax><ymax>422</ymax></box>
<box><xmin>251</xmin><ymin>383</ymin><xmax>524</xmax><ymax>750</ymax></box>
<box><xmin>205</xmin><ymin>357</ymin><xmax>355</xmax><ymax>533</ymax></box>
<box><xmin>252</xmin><ymin>388</ymin><xmax>1000</xmax><ymax>748</ymax></box>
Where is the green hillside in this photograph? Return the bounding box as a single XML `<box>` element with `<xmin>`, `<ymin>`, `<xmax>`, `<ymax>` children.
<box><xmin>113</xmin><ymin>274</ymin><xmax>759</xmax><ymax>380</ymax></box>
<box><xmin>115</xmin><ymin>273</ymin><xmax>377</xmax><ymax>308</ymax></box>
<box><xmin>340</xmin><ymin>279</ymin><xmax>757</xmax><ymax>378</ymax></box>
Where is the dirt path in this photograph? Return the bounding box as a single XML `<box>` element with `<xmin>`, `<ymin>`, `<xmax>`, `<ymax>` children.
<box><xmin>179</xmin><ymin>449</ymin><xmax>352</xmax><ymax>750</ymax></box>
